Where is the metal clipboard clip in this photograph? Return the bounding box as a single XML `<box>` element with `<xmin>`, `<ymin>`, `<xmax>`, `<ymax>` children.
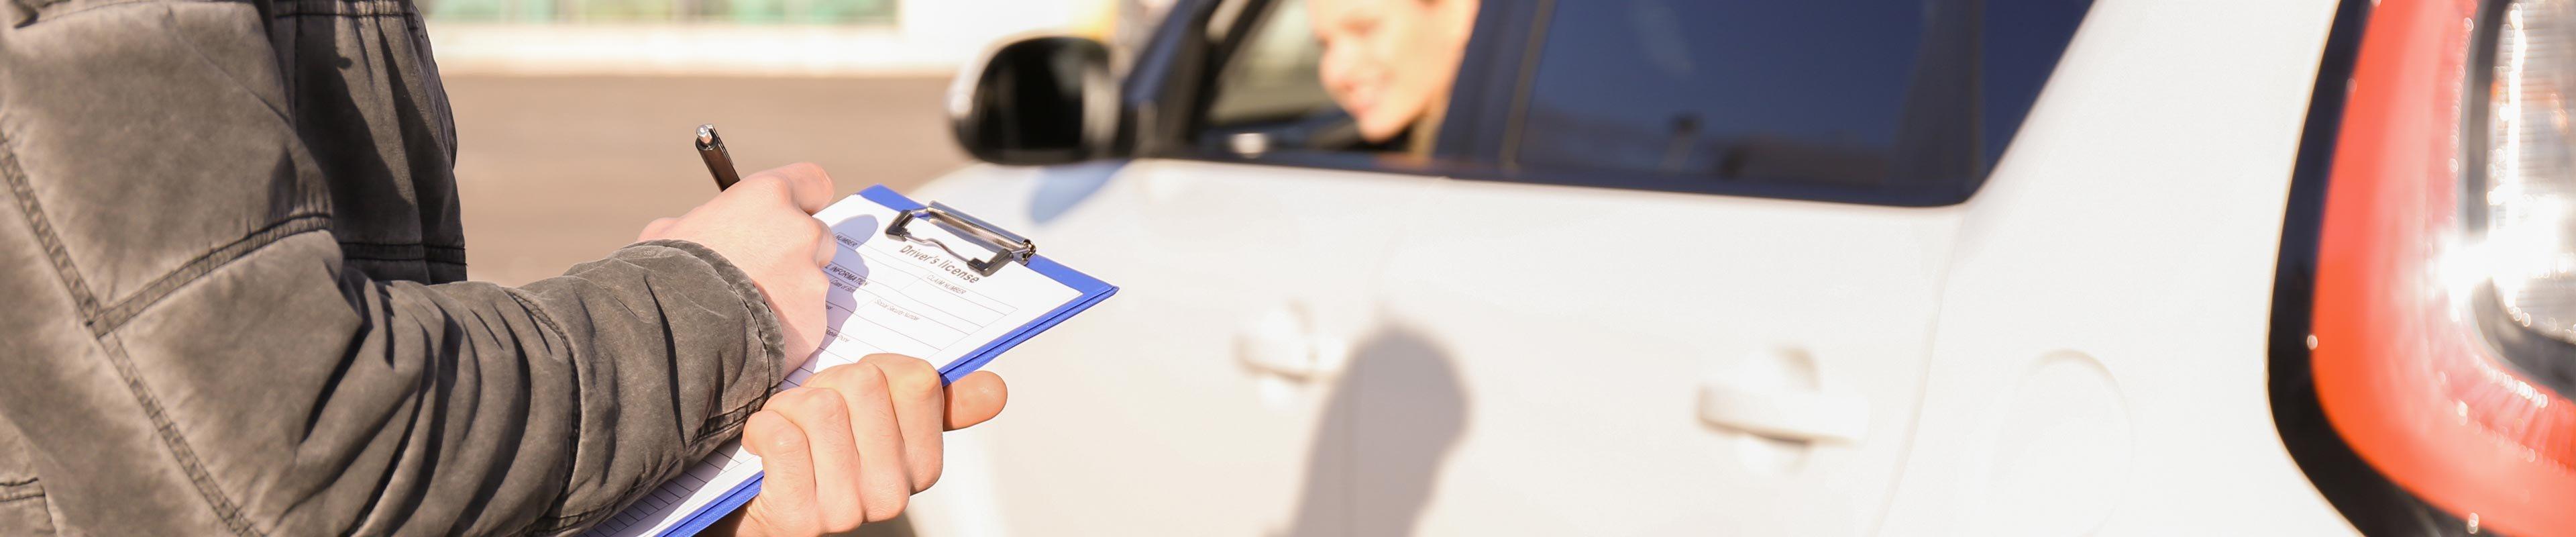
<box><xmin>883</xmin><ymin>201</ymin><xmax>1036</xmax><ymax>277</ymax></box>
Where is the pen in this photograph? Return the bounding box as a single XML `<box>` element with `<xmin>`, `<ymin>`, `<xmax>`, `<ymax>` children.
<box><xmin>695</xmin><ymin>124</ymin><xmax>742</xmax><ymax>190</ymax></box>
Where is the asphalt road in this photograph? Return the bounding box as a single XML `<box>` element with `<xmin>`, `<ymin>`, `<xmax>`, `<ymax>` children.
<box><xmin>445</xmin><ymin>75</ymin><xmax>969</xmax><ymax>286</ymax></box>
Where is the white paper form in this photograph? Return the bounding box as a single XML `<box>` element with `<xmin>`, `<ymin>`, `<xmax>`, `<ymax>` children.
<box><xmin>586</xmin><ymin>195</ymin><xmax>1083</xmax><ymax>537</ymax></box>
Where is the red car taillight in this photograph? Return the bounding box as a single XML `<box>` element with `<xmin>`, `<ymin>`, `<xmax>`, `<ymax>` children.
<box><xmin>2314</xmin><ymin>0</ymin><xmax>2576</xmax><ymax>533</ymax></box>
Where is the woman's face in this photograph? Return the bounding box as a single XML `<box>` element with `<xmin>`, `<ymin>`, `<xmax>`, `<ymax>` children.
<box><xmin>1308</xmin><ymin>0</ymin><xmax>1479</xmax><ymax>142</ymax></box>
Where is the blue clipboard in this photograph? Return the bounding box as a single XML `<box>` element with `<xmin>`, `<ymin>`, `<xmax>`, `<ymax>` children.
<box><xmin>656</xmin><ymin>185</ymin><xmax>1118</xmax><ymax>537</ymax></box>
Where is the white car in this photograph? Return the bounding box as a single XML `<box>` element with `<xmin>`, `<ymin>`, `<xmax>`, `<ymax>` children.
<box><xmin>894</xmin><ymin>0</ymin><xmax>2576</xmax><ymax>534</ymax></box>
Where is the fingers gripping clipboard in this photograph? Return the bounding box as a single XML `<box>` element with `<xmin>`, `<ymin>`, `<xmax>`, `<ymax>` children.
<box><xmin>586</xmin><ymin>185</ymin><xmax>1118</xmax><ymax>537</ymax></box>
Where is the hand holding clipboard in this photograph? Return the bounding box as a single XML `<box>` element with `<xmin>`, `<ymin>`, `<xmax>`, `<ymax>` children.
<box><xmin>588</xmin><ymin>126</ymin><xmax>1118</xmax><ymax>537</ymax></box>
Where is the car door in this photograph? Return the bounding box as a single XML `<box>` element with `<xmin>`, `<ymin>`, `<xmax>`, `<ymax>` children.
<box><xmin>904</xmin><ymin>0</ymin><xmax>1452</xmax><ymax>534</ymax></box>
<box><xmin>1360</xmin><ymin>1</ymin><xmax>2093</xmax><ymax>534</ymax></box>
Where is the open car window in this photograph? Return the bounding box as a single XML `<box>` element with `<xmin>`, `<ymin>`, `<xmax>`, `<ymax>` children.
<box><xmin>1197</xmin><ymin>0</ymin><xmax>1368</xmax><ymax>155</ymax></box>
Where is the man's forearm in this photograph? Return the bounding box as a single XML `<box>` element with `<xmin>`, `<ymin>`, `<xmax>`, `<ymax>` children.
<box><xmin>0</xmin><ymin>234</ymin><xmax>782</xmax><ymax>535</ymax></box>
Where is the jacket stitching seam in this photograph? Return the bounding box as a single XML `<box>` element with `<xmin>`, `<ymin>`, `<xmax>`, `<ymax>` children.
<box><xmin>4</xmin><ymin>109</ymin><xmax>264</xmax><ymax>537</ymax></box>
<box><xmin>0</xmin><ymin>126</ymin><xmax>102</xmax><ymax>318</ymax></box>
<box><xmin>0</xmin><ymin>491</ymin><xmax>39</xmax><ymax>503</ymax></box>
<box><xmin>97</xmin><ymin>335</ymin><xmax>265</xmax><ymax>536</ymax></box>
<box><xmin>87</xmin><ymin>214</ymin><xmax>331</xmax><ymax>336</ymax></box>
<box><xmin>5</xmin><ymin>125</ymin><xmax>340</xmax><ymax>338</ymax></box>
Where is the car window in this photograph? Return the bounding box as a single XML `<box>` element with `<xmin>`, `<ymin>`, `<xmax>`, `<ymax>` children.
<box><xmin>1192</xmin><ymin>0</ymin><xmax>1487</xmax><ymax>160</ymax></box>
<box><xmin>1204</xmin><ymin>0</ymin><xmax>1333</xmax><ymax>130</ymax></box>
<box><xmin>1507</xmin><ymin>0</ymin><xmax>2094</xmax><ymax>205</ymax></box>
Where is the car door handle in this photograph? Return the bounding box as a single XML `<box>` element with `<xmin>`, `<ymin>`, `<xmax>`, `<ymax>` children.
<box><xmin>1697</xmin><ymin>377</ymin><xmax>1869</xmax><ymax>444</ymax></box>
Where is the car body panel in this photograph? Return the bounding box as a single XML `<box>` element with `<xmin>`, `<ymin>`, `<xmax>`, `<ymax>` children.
<box><xmin>905</xmin><ymin>0</ymin><xmax>2365</xmax><ymax>534</ymax></box>
<box><xmin>1877</xmin><ymin>0</ymin><xmax>2352</xmax><ymax>534</ymax></box>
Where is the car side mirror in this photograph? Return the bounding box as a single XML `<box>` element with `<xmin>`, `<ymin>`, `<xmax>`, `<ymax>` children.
<box><xmin>950</xmin><ymin>36</ymin><xmax>1119</xmax><ymax>166</ymax></box>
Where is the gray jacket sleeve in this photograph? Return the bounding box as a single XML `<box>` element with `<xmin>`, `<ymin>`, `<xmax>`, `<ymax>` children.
<box><xmin>332</xmin><ymin>240</ymin><xmax>788</xmax><ymax>536</ymax></box>
<box><xmin>0</xmin><ymin>0</ymin><xmax>787</xmax><ymax>534</ymax></box>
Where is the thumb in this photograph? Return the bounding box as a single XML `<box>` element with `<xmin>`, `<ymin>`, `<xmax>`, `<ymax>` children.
<box><xmin>944</xmin><ymin>371</ymin><xmax>1008</xmax><ymax>430</ymax></box>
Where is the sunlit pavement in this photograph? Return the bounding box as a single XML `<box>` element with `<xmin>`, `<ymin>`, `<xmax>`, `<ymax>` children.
<box><xmin>446</xmin><ymin>75</ymin><xmax>967</xmax><ymax>286</ymax></box>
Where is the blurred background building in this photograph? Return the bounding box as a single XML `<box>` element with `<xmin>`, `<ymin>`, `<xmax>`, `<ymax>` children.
<box><xmin>423</xmin><ymin>0</ymin><xmax>1155</xmax><ymax>75</ymax></box>
<box><xmin>424</xmin><ymin>0</ymin><xmax>1163</xmax><ymax>285</ymax></box>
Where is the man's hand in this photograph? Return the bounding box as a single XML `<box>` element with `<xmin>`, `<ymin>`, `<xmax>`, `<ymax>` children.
<box><xmin>637</xmin><ymin>163</ymin><xmax>838</xmax><ymax>369</ymax></box>
<box><xmin>714</xmin><ymin>355</ymin><xmax>1010</xmax><ymax>536</ymax></box>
